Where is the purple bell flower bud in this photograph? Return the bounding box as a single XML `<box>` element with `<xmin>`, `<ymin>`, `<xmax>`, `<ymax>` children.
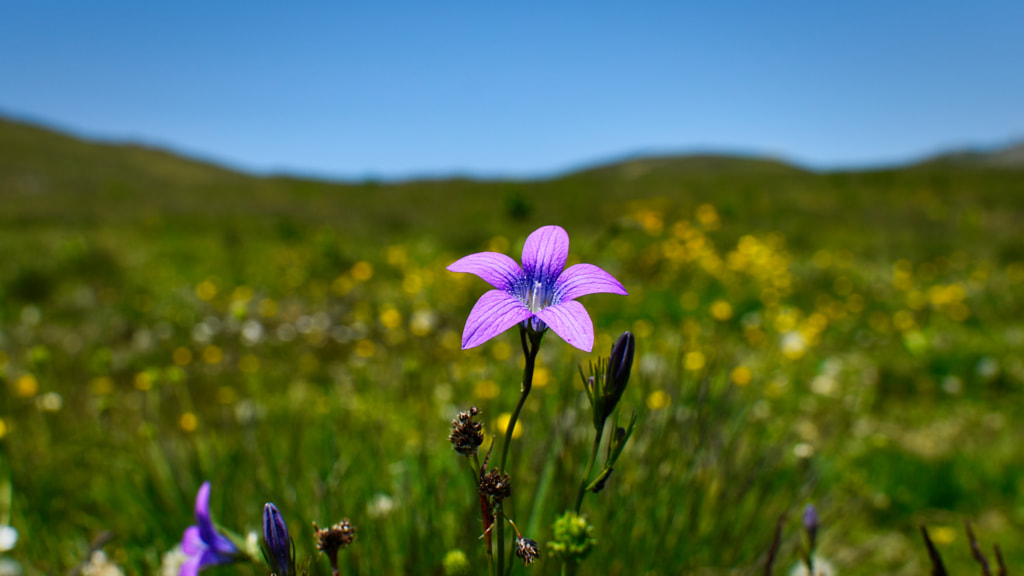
<box><xmin>262</xmin><ymin>503</ymin><xmax>295</xmax><ymax>576</ymax></box>
<box><xmin>603</xmin><ymin>331</ymin><xmax>635</xmax><ymax>411</ymax></box>
<box><xmin>802</xmin><ymin>504</ymin><xmax>819</xmax><ymax>547</ymax></box>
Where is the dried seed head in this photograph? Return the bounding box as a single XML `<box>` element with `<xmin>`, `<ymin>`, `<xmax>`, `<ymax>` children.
<box><xmin>449</xmin><ymin>407</ymin><xmax>484</xmax><ymax>456</ymax></box>
<box><xmin>478</xmin><ymin>469</ymin><xmax>512</xmax><ymax>502</ymax></box>
<box><xmin>515</xmin><ymin>537</ymin><xmax>540</xmax><ymax>566</ymax></box>
<box><xmin>314</xmin><ymin>519</ymin><xmax>357</xmax><ymax>572</ymax></box>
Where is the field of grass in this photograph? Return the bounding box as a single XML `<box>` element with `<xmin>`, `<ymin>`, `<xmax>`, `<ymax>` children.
<box><xmin>1</xmin><ymin>117</ymin><xmax>1024</xmax><ymax>575</ymax></box>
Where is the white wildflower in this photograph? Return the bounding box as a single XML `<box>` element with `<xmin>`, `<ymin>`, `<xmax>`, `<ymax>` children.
<box><xmin>0</xmin><ymin>558</ymin><xmax>21</xmax><ymax>576</ymax></box>
<box><xmin>160</xmin><ymin>544</ymin><xmax>186</xmax><ymax>576</ymax></box>
<box><xmin>0</xmin><ymin>527</ymin><xmax>16</xmax><ymax>552</ymax></box>
<box><xmin>81</xmin><ymin>550</ymin><xmax>124</xmax><ymax>576</ymax></box>
<box><xmin>789</xmin><ymin>556</ymin><xmax>836</xmax><ymax>576</ymax></box>
<box><xmin>367</xmin><ymin>493</ymin><xmax>396</xmax><ymax>518</ymax></box>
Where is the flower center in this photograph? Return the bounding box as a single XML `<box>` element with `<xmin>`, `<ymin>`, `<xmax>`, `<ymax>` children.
<box><xmin>523</xmin><ymin>279</ymin><xmax>553</xmax><ymax>313</ymax></box>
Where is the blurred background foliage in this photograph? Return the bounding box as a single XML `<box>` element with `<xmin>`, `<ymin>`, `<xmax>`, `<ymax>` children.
<box><xmin>1</xmin><ymin>116</ymin><xmax>1024</xmax><ymax>574</ymax></box>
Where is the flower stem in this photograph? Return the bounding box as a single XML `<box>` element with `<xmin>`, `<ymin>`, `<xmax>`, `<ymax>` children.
<box><xmin>488</xmin><ymin>540</ymin><xmax>496</xmax><ymax>576</ymax></box>
<box><xmin>496</xmin><ymin>326</ymin><xmax>542</xmax><ymax>576</ymax></box>
<box><xmin>499</xmin><ymin>327</ymin><xmax>541</xmax><ymax>474</ymax></box>
<box><xmin>467</xmin><ymin>455</ymin><xmax>481</xmax><ymax>485</ymax></box>
<box><xmin>574</xmin><ymin>422</ymin><xmax>605</xmax><ymax>513</ymax></box>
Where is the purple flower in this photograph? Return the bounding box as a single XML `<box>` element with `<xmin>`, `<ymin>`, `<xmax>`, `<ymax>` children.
<box><xmin>448</xmin><ymin>225</ymin><xmax>627</xmax><ymax>352</ymax></box>
<box><xmin>180</xmin><ymin>482</ymin><xmax>239</xmax><ymax>576</ymax></box>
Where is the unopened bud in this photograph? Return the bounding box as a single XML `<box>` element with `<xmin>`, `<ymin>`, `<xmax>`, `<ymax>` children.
<box><xmin>262</xmin><ymin>503</ymin><xmax>294</xmax><ymax>576</ymax></box>
<box><xmin>603</xmin><ymin>331</ymin><xmax>635</xmax><ymax>412</ymax></box>
<box><xmin>591</xmin><ymin>467</ymin><xmax>613</xmax><ymax>493</ymax></box>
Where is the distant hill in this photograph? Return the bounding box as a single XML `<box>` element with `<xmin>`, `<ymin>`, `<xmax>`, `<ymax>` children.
<box><xmin>565</xmin><ymin>153</ymin><xmax>803</xmax><ymax>179</ymax></box>
<box><xmin>0</xmin><ymin>115</ymin><xmax>242</xmax><ymax>196</ymax></box>
<box><xmin>0</xmin><ymin>115</ymin><xmax>805</xmax><ymax>189</ymax></box>
<box><xmin>2</xmin><ymin>114</ymin><xmax>1023</xmax><ymax>261</ymax></box>
<box><xmin>914</xmin><ymin>141</ymin><xmax>1024</xmax><ymax>169</ymax></box>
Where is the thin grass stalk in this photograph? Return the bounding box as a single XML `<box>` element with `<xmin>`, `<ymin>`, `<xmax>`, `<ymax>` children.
<box><xmin>764</xmin><ymin>514</ymin><xmax>785</xmax><ymax>576</ymax></box>
<box><xmin>526</xmin><ymin>421</ymin><xmax>566</xmax><ymax>538</ymax></box>
<box><xmin>921</xmin><ymin>526</ymin><xmax>949</xmax><ymax>576</ymax></box>
<box><xmin>573</xmin><ymin>424</ymin><xmax>604</xmax><ymax>513</ymax></box>
<box><xmin>966</xmin><ymin>521</ymin><xmax>992</xmax><ymax>576</ymax></box>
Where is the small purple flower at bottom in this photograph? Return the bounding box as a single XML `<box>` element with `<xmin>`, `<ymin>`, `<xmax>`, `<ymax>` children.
<box><xmin>802</xmin><ymin>504</ymin><xmax>819</xmax><ymax>530</ymax></box>
<box><xmin>447</xmin><ymin>225</ymin><xmax>627</xmax><ymax>352</ymax></box>
<box><xmin>180</xmin><ymin>482</ymin><xmax>240</xmax><ymax>576</ymax></box>
<box><xmin>803</xmin><ymin>503</ymin><xmax>819</xmax><ymax>544</ymax></box>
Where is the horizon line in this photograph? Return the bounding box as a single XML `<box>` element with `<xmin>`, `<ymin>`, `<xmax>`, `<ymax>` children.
<box><xmin>2</xmin><ymin>108</ymin><xmax>1020</xmax><ymax>184</ymax></box>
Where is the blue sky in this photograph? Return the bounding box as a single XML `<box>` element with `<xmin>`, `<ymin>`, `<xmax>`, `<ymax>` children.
<box><xmin>2</xmin><ymin>1</ymin><xmax>1022</xmax><ymax>179</ymax></box>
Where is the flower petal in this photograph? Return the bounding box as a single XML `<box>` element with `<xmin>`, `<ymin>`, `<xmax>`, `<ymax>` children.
<box><xmin>447</xmin><ymin>252</ymin><xmax>523</xmax><ymax>290</ymax></box>
<box><xmin>198</xmin><ymin>548</ymin><xmax>233</xmax><ymax>570</ymax></box>
<box><xmin>534</xmin><ymin>301</ymin><xmax>595</xmax><ymax>352</ymax></box>
<box><xmin>210</xmin><ymin>532</ymin><xmax>238</xmax><ymax>556</ymax></box>
<box><xmin>461</xmin><ymin>290</ymin><xmax>533</xmax><ymax>349</ymax></box>
<box><xmin>181</xmin><ymin>526</ymin><xmax>204</xmax><ymax>556</ymax></box>
<box><xmin>179</xmin><ymin>553</ymin><xmax>202</xmax><ymax>576</ymax></box>
<box><xmin>521</xmin><ymin>226</ymin><xmax>569</xmax><ymax>284</ymax></box>
<box><xmin>194</xmin><ymin>482</ymin><xmax>236</xmax><ymax>555</ymax></box>
<box><xmin>194</xmin><ymin>482</ymin><xmax>216</xmax><ymax>543</ymax></box>
<box><xmin>555</xmin><ymin>263</ymin><xmax>628</xmax><ymax>302</ymax></box>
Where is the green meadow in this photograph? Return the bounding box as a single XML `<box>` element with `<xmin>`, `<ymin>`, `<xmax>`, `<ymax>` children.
<box><xmin>2</xmin><ymin>116</ymin><xmax>1024</xmax><ymax>574</ymax></box>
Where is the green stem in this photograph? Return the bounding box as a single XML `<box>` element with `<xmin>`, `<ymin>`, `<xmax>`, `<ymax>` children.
<box><xmin>574</xmin><ymin>422</ymin><xmax>605</xmax><ymax>513</ymax></box>
<box><xmin>499</xmin><ymin>327</ymin><xmax>540</xmax><ymax>474</ymax></box>
<box><xmin>487</xmin><ymin>535</ymin><xmax>495</xmax><ymax>576</ymax></box>
<box><xmin>504</xmin><ymin>531</ymin><xmax>517</xmax><ymax>576</ymax></box>
<box><xmin>496</xmin><ymin>326</ymin><xmax>542</xmax><ymax>576</ymax></box>
<box><xmin>466</xmin><ymin>455</ymin><xmax>481</xmax><ymax>485</ymax></box>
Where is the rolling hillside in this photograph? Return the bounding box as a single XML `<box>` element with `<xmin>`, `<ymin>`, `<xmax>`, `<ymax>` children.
<box><xmin>1</xmin><ymin>114</ymin><xmax>1022</xmax><ymax>260</ymax></box>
